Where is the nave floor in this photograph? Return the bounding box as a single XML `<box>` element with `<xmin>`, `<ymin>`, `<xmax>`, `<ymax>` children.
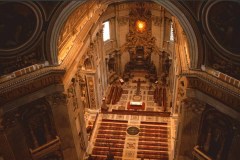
<box><xmin>85</xmin><ymin>74</ymin><xmax>176</xmax><ymax>160</ymax></box>
<box><xmin>86</xmin><ymin>113</ymin><xmax>175</xmax><ymax>160</ymax></box>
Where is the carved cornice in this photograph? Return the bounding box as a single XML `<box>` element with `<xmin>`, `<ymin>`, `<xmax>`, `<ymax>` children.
<box><xmin>0</xmin><ymin>67</ymin><xmax>65</xmax><ymax>106</ymax></box>
<box><xmin>181</xmin><ymin>69</ymin><xmax>240</xmax><ymax>97</ymax></box>
<box><xmin>187</xmin><ymin>77</ymin><xmax>240</xmax><ymax>112</ymax></box>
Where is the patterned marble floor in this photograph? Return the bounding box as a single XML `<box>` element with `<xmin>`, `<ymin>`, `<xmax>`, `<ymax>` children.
<box><xmin>108</xmin><ymin>76</ymin><xmax>171</xmax><ymax>113</ymax></box>
<box><xmin>87</xmin><ymin>113</ymin><xmax>172</xmax><ymax>160</ymax></box>
<box><xmin>85</xmin><ymin>76</ymin><xmax>175</xmax><ymax>160</ymax></box>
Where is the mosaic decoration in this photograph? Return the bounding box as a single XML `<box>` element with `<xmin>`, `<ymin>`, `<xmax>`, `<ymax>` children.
<box><xmin>0</xmin><ymin>2</ymin><xmax>38</xmax><ymax>49</ymax></box>
<box><xmin>119</xmin><ymin>101</ymin><xmax>127</xmax><ymax>105</ymax></box>
<box><xmin>130</xmin><ymin>115</ymin><xmax>139</xmax><ymax>120</ymax></box>
<box><xmin>120</xmin><ymin>95</ymin><xmax>128</xmax><ymax>100</ymax></box>
<box><xmin>147</xmin><ymin>96</ymin><xmax>153</xmax><ymax>101</ymax></box>
<box><xmin>132</xmin><ymin>95</ymin><xmax>142</xmax><ymax>101</ymax></box>
<box><xmin>146</xmin><ymin>116</ymin><xmax>154</xmax><ymax>121</ymax></box>
<box><xmin>146</xmin><ymin>107</ymin><xmax>154</xmax><ymax>111</ymax></box>
<box><xmin>207</xmin><ymin>1</ymin><xmax>240</xmax><ymax>54</ymax></box>
<box><xmin>127</xmin><ymin>126</ymin><xmax>140</xmax><ymax>135</ymax></box>
<box><xmin>116</xmin><ymin>115</ymin><xmax>124</xmax><ymax>120</ymax></box>
<box><xmin>118</xmin><ymin>106</ymin><xmax>126</xmax><ymax>110</ymax></box>
<box><xmin>126</xmin><ymin>141</ymin><xmax>137</xmax><ymax>149</ymax></box>
<box><xmin>124</xmin><ymin>150</ymin><xmax>135</xmax><ymax>158</ymax></box>
<box><xmin>147</xmin><ymin>102</ymin><xmax>155</xmax><ymax>106</ymax></box>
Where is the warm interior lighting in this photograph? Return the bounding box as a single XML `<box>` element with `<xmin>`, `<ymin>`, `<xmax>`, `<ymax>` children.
<box><xmin>136</xmin><ymin>20</ymin><xmax>146</xmax><ymax>32</ymax></box>
<box><xmin>138</xmin><ymin>22</ymin><xmax>144</xmax><ymax>29</ymax></box>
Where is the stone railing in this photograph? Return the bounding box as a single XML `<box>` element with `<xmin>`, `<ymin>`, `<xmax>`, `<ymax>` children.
<box><xmin>192</xmin><ymin>146</ymin><xmax>212</xmax><ymax>160</ymax></box>
<box><xmin>30</xmin><ymin>136</ymin><xmax>61</xmax><ymax>159</ymax></box>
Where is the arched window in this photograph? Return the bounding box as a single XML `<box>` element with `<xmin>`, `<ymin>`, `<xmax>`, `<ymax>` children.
<box><xmin>170</xmin><ymin>22</ymin><xmax>174</xmax><ymax>41</ymax></box>
<box><xmin>103</xmin><ymin>21</ymin><xmax>110</xmax><ymax>41</ymax></box>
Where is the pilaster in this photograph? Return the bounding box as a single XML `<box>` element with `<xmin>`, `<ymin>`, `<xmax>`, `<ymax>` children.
<box><xmin>175</xmin><ymin>98</ymin><xmax>205</xmax><ymax>160</ymax></box>
<box><xmin>46</xmin><ymin>92</ymin><xmax>78</xmax><ymax>160</ymax></box>
<box><xmin>1</xmin><ymin>111</ymin><xmax>31</xmax><ymax>160</ymax></box>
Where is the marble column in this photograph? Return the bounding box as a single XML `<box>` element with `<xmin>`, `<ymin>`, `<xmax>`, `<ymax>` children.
<box><xmin>75</xmin><ymin>75</ymin><xmax>88</xmax><ymax>149</ymax></box>
<box><xmin>47</xmin><ymin>92</ymin><xmax>78</xmax><ymax>160</ymax></box>
<box><xmin>175</xmin><ymin>98</ymin><xmax>205</xmax><ymax>160</ymax></box>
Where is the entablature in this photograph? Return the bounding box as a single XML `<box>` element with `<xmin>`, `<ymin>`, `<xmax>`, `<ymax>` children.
<box><xmin>0</xmin><ymin>67</ymin><xmax>65</xmax><ymax>106</ymax></box>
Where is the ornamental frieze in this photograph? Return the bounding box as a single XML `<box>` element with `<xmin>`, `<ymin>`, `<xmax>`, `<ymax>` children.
<box><xmin>187</xmin><ymin>77</ymin><xmax>240</xmax><ymax>112</ymax></box>
<box><xmin>0</xmin><ymin>73</ymin><xmax>64</xmax><ymax>105</ymax></box>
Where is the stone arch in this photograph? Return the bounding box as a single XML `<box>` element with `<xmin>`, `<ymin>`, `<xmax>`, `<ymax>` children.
<box><xmin>49</xmin><ymin>0</ymin><xmax>203</xmax><ymax>68</ymax></box>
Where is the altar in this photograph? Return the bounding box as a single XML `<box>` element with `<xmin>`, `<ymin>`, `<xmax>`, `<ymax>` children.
<box><xmin>127</xmin><ymin>101</ymin><xmax>145</xmax><ymax>110</ymax></box>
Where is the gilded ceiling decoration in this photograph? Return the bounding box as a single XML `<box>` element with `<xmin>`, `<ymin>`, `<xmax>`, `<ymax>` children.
<box><xmin>204</xmin><ymin>1</ymin><xmax>240</xmax><ymax>56</ymax></box>
<box><xmin>0</xmin><ymin>2</ymin><xmax>39</xmax><ymax>51</ymax></box>
<box><xmin>121</xmin><ymin>2</ymin><xmax>159</xmax><ymax>57</ymax></box>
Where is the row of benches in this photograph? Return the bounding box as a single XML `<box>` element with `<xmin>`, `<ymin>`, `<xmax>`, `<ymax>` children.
<box><xmin>106</xmin><ymin>85</ymin><xmax>123</xmax><ymax>104</ymax></box>
<box><xmin>91</xmin><ymin>119</ymin><xmax>127</xmax><ymax>158</ymax></box>
<box><xmin>154</xmin><ymin>86</ymin><xmax>167</xmax><ymax>111</ymax></box>
<box><xmin>137</xmin><ymin>122</ymin><xmax>170</xmax><ymax>159</ymax></box>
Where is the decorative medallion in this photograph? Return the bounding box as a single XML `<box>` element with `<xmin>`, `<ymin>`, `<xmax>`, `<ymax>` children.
<box><xmin>205</xmin><ymin>1</ymin><xmax>240</xmax><ymax>55</ymax></box>
<box><xmin>0</xmin><ymin>2</ymin><xmax>41</xmax><ymax>51</ymax></box>
<box><xmin>127</xmin><ymin>126</ymin><xmax>140</xmax><ymax>135</ymax></box>
<box><xmin>132</xmin><ymin>95</ymin><xmax>142</xmax><ymax>101</ymax></box>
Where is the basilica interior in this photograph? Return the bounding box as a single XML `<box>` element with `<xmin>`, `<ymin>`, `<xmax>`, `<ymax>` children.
<box><xmin>0</xmin><ymin>1</ymin><xmax>240</xmax><ymax>160</ymax></box>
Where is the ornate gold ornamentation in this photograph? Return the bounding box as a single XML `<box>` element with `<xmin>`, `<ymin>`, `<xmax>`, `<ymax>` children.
<box><xmin>121</xmin><ymin>2</ymin><xmax>159</xmax><ymax>58</ymax></box>
<box><xmin>86</xmin><ymin>76</ymin><xmax>96</xmax><ymax>109</ymax></box>
<box><xmin>67</xmin><ymin>80</ymin><xmax>78</xmax><ymax>110</ymax></box>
